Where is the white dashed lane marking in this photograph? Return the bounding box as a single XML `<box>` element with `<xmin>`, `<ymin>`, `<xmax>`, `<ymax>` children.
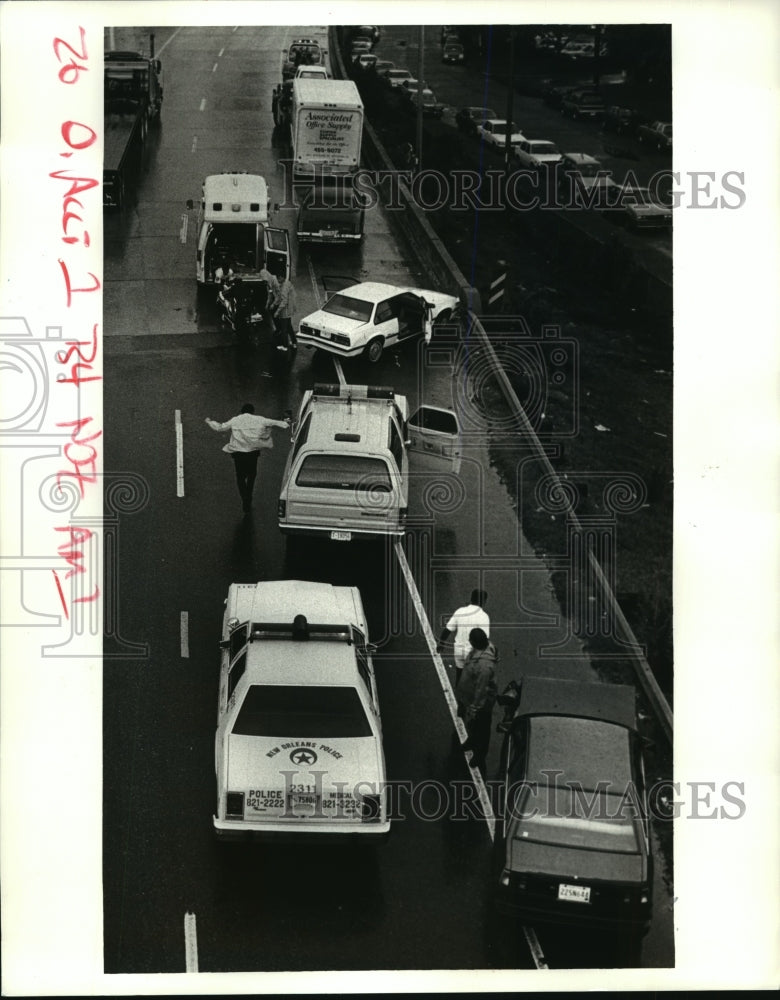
<box><xmin>184</xmin><ymin>911</ymin><xmax>198</xmax><ymax>971</ymax></box>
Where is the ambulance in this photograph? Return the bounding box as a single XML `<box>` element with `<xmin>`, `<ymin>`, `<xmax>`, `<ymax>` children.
<box><xmin>194</xmin><ymin>172</ymin><xmax>290</xmax><ymax>286</ymax></box>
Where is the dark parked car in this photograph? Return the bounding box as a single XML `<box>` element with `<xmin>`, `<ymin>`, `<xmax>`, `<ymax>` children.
<box><xmin>542</xmin><ymin>80</ymin><xmax>595</xmax><ymax>108</ymax></box>
<box><xmin>493</xmin><ymin>677</ymin><xmax>653</xmax><ymax>942</ymax></box>
<box><xmin>350</xmin><ymin>38</ymin><xmax>372</xmax><ymax>59</ymax></box>
<box><xmin>405</xmin><ymin>86</ymin><xmax>444</xmax><ymax>118</ymax></box>
<box><xmin>352</xmin><ymin>25</ymin><xmax>381</xmax><ymax>45</ymax></box>
<box><xmin>557</xmin><ymin>152</ymin><xmax>617</xmax><ymax>207</ymax></box>
<box><xmin>612</xmin><ymin>185</ymin><xmax>673</xmax><ymax>229</ymax></box>
<box><xmin>637</xmin><ymin>120</ymin><xmax>673</xmax><ymax>152</ymax></box>
<box><xmin>603</xmin><ymin>105</ymin><xmax>640</xmax><ymax>135</ymax></box>
<box><xmin>561</xmin><ymin>90</ymin><xmax>605</xmax><ymax>119</ymax></box>
<box><xmin>372</xmin><ymin>60</ymin><xmax>396</xmax><ymax>76</ymax></box>
<box><xmin>455</xmin><ymin>106</ymin><xmax>498</xmax><ymax>134</ymax></box>
<box><xmin>442</xmin><ymin>42</ymin><xmax>465</xmax><ymax>64</ymax></box>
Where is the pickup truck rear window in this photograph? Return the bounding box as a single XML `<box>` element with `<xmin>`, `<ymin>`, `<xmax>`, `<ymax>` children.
<box><xmin>296</xmin><ymin>454</ymin><xmax>392</xmax><ymax>492</ymax></box>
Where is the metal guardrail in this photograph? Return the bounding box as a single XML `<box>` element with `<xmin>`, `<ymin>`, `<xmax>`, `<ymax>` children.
<box><xmin>329</xmin><ymin>27</ymin><xmax>674</xmax><ymax>744</ymax></box>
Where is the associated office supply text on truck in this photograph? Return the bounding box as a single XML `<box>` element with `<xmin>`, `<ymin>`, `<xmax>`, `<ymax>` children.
<box><xmin>291</xmin><ymin>78</ymin><xmax>364</xmax><ymax>180</ymax></box>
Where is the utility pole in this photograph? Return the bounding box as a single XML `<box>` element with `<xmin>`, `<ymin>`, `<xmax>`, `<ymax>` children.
<box><xmin>593</xmin><ymin>24</ymin><xmax>604</xmax><ymax>87</ymax></box>
<box><xmin>416</xmin><ymin>25</ymin><xmax>424</xmax><ymax>173</ymax></box>
<box><xmin>504</xmin><ymin>27</ymin><xmax>515</xmax><ymax>172</ymax></box>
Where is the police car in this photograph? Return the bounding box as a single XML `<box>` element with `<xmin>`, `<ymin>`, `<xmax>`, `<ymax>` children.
<box><xmin>297</xmin><ymin>281</ymin><xmax>460</xmax><ymax>362</ymax></box>
<box><xmin>214</xmin><ymin>580</ymin><xmax>389</xmax><ymax>841</ymax></box>
<box><xmin>278</xmin><ymin>383</ymin><xmax>461</xmax><ymax>541</ymax></box>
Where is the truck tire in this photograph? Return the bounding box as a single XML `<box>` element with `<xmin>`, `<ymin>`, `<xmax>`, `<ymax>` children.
<box><xmin>365</xmin><ymin>337</ymin><xmax>384</xmax><ymax>363</ymax></box>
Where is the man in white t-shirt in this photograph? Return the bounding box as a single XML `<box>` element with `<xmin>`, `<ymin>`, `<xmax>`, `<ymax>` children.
<box><xmin>436</xmin><ymin>589</ymin><xmax>490</xmax><ymax>686</ymax></box>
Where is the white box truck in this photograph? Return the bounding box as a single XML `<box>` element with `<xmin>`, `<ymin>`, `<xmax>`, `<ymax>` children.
<box><xmin>290</xmin><ymin>78</ymin><xmax>364</xmax><ymax>181</ymax></box>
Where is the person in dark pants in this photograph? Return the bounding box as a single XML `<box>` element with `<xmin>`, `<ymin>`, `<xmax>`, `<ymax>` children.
<box><xmin>205</xmin><ymin>404</ymin><xmax>290</xmax><ymax>513</ymax></box>
<box><xmin>456</xmin><ymin>627</ymin><xmax>499</xmax><ymax>772</ymax></box>
<box><xmin>274</xmin><ymin>275</ymin><xmax>298</xmax><ymax>351</ymax></box>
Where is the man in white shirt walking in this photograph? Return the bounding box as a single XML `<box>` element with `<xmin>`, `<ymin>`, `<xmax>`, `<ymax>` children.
<box><xmin>436</xmin><ymin>589</ymin><xmax>490</xmax><ymax>687</ymax></box>
<box><xmin>205</xmin><ymin>403</ymin><xmax>290</xmax><ymax>513</ymax></box>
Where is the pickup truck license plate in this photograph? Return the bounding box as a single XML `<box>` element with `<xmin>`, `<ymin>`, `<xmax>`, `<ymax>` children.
<box><xmin>558</xmin><ymin>883</ymin><xmax>591</xmax><ymax>904</ymax></box>
<box><xmin>330</xmin><ymin>530</ymin><xmax>351</xmax><ymax>542</ymax></box>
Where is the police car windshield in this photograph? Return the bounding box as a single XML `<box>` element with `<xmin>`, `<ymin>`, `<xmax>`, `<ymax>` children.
<box><xmin>232</xmin><ymin>684</ymin><xmax>372</xmax><ymax>737</ymax></box>
<box><xmin>296</xmin><ymin>455</ymin><xmax>392</xmax><ymax>492</ymax></box>
<box><xmin>322</xmin><ymin>293</ymin><xmax>373</xmax><ymax>322</ymax></box>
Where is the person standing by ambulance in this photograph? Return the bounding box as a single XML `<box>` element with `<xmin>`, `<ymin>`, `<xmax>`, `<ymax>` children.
<box><xmin>274</xmin><ymin>274</ymin><xmax>298</xmax><ymax>351</ymax></box>
<box><xmin>259</xmin><ymin>264</ymin><xmax>281</xmax><ymax>337</ymax></box>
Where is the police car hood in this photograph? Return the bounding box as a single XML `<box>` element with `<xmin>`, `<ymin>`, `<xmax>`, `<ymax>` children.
<box><xmin>226</xmin><ymin>733</ymin><xmax>384</xmax><ymax>793</ymax></box>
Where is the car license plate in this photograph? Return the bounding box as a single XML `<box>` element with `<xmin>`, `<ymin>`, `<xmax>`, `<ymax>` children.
<box><xmin>320</xmin><ymin>329</ymin><xmax>331</xmax><ymax>340</ymax></box>
<box><xmin>558</xmin><ymin>883</ymin><xmax>591</xmax><ymax>904</ymax></box>
<box><xmin>319</xmin><ymin>229</ymin><xmax>337</xmax><ymax>237</ymax></box>
<box><xmin>330</xmin><ymin>530</ymin><xmax>351</xmax><ymax>542</ymax></box>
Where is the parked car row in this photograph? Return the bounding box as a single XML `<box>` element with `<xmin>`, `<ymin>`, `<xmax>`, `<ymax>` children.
<box><xmin>449</xmin><ymin>89</ymin><xmax>671</xmax><ymax>228</ymax></box>
<box><xmin>540</xmin><ymin>78</ymin><xmax>672</xmax><ymax>151</ymax></box>
<box><xmin>344</xmin><ymin>27</ymin><xmax>670</xmax><ymax>233</ymax></box>
<box><xmin>349</xmin><ymin>49</ymin><xmax>446</xmax><ymax>118</ymax></box>
<box><xmin>534</xmin><ymin>31</ymin><xmax>607</xmax><ymax>60</ymax></box>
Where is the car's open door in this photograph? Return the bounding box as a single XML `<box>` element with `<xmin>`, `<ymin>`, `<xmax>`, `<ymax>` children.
<box><xmin>263</xmin><ymin>226</ymin><xmax>291</xmax><ymax>282</ymax></box>
<box><xmin>421</xmin><ymin>298</ymin><xmax>436</xmax><ymax>344</ymax></box>
<box><xmin>408</xmin><ymin>405</ymin><xmax>461</xmax><ymax>474</ymax></box>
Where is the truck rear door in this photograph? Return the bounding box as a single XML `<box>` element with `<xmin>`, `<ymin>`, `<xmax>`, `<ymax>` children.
<box><xmin>263</xmin><ymin>227</ymin><xmax>291</xmax><ymax>282</ymax></box>
<box><xmin>407</xmin><ymin>406</ymin><xmax>462</xmax><ymax>474</ymax></box>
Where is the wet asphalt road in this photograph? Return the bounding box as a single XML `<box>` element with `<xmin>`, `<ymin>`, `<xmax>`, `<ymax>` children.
<box><xmin>102</xmin><ymin>24</ymin><xmax>673</xmax><ymax>973</ymax></box>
